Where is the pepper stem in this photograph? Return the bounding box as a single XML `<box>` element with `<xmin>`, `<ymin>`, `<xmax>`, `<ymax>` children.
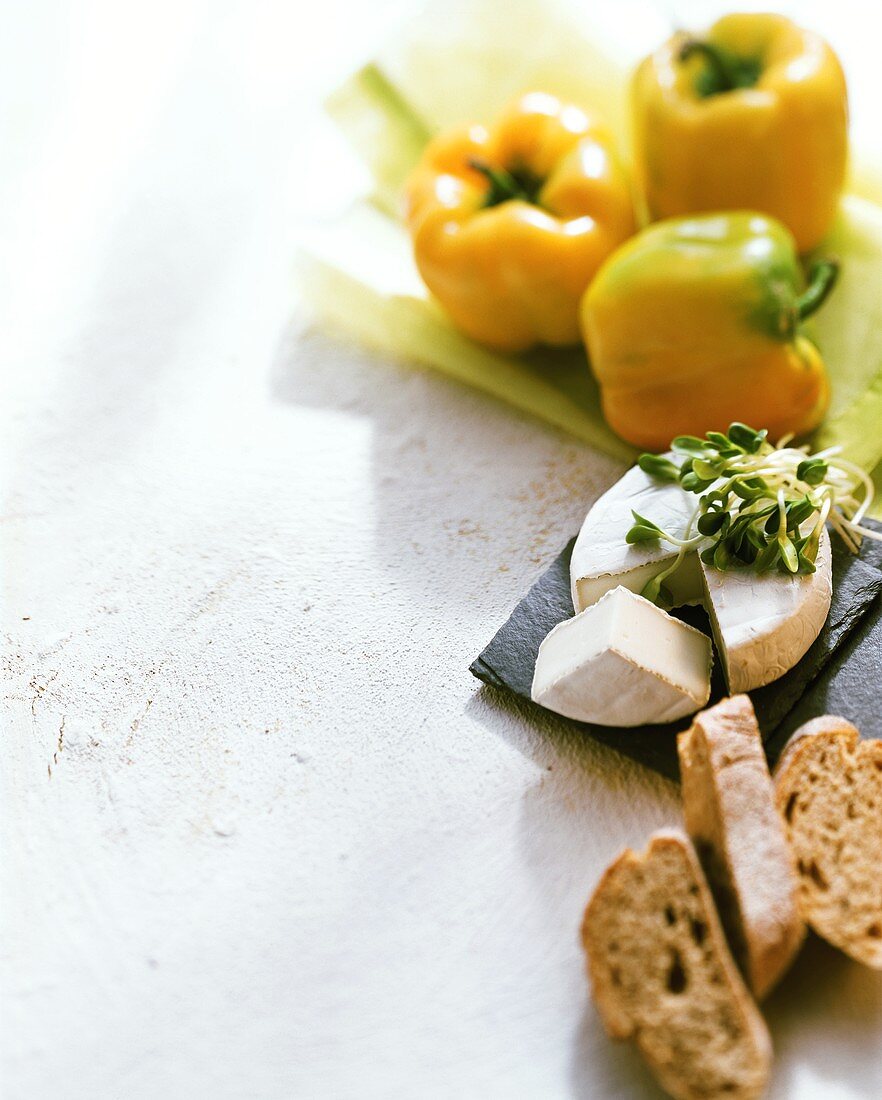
<box><xmin>797</xmin><ymin>259</ymin><xmax>840</xmax><ymax>320</ymax></box>
<box><xmin>678</xmin><ymin>38</ymin><xmax>743</xmax><ymax>91</ymax></box>
<box><xmin>468</xmin><ymin>158</ymin><xmax>534</xmax><ymax>208</ymax></box>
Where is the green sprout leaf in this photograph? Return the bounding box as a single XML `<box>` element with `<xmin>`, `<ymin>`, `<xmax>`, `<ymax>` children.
<box><xmin>728</xmin><ymin>422</ymin><xmax>767</xmax><ymax>453</ymax></box>
<box><xmin>755</xmin><ymin>540</ymin><xmax>780</xmax><ymax>572</ymax></box>
<box><xmin>697</xmin><ymin>510</ymin><xmax>729</xmax><ymax>536</ymax></box>
<box><xmin>638</xmin><ymin>453</ymin><xmax>681</xmax><ymax>482</ymax></box>
<box><xmin>746</xmin><ymin>525</ymin><xmax>768</xmax><ymax>551</ymax></box>
<box><xmin>671</xmin><ymin>435</ymin><xmax>709</xmax><ymax>458</ymax></box>
<box><xmin>731</xmin><ymin>477</ymin><xmax>768</xmax><ymax>501</ymax></box>
<box><xmin>626</xmin><ymin>526</ymin><xmax>661</xmax><ymax>544</ymax></box>
<box><xmin>712</xmin><ymin>541</ymin><xmax>731</xmax><ymax>570</ymax></box>
<box><xmin>703</xmin><ymin>489</ymin><xmax>731</xmax><ymax>509</ymax></box>
<box><xmin>692</xmin><ymin>458</ymin><xmax>721</xmax><ymax>482</ymax></box>
<box><xmin>640</xmin><ymin>574</ymin><xmax>672</xmax><ymax>606</ymax></box>
<box><xmin>738</xmin><ymin>539</ymin><xmax>759</xmax><ymax>565</ymax></box>
<box><xmin>681</xmin><ymin>472</ymin><xmax>715</xmax><ymax>493</ymax></box>
<box><xmin>626</xmin><ymin>510</ymin><xmax>664</xmax><ymax>544</ymax></box>
<box><xmin>797</xmin><ymin>457</ymin><xmax>828</xmax><ymax>486</ymax></box>
<box><xmin>801</xmin><ymin>520</ymin><xmax>824</xmax><ymax>564</ymax></box>
<box><xmin>778</xmin><ymin>534</ymin><xmax>799</xmax><ymax>573</ymax></box>
<box><xmin>624</xmin><ymin>424</ymin><xmax>875</xmax><ymax>581</ymax></box>
<box><xmin>786</xmin><ymin>495</ymin><xmax>816</xmax><ymax>528</ymax></box>
<box><xmin>797</xmin><ymin>552</ymin><xmax>817</xmax><ymax>574</ymax></box>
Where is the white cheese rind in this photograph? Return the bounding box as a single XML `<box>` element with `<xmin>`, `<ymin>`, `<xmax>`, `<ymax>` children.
<box><xmin>700</xmin><ymin>527</ymin><xmax>832</xmax><ymax>693</ymax></box>
<box><xmin>531</xmin><ymin>586</ymin><xmax>712</xmax><ymax>727</ymax></box>
<box><xmin>570</xmin><ymin>460</ymin><xmax>701</xmax><ymax>613</ymax></box>
<box><xmin>570</xmin><ymin>464</ymin><xmax>835</xmax><ymax>695</ymax></box>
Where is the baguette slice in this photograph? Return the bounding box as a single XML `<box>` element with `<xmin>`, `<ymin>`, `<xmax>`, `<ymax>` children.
<box><xmin>582</xmin><ymin>830</ymin><xmax>772</xmax><ymax>1100</ymax></box>
<box><xmin>774</xmin><ymin>716</ymin><xmax>882</xmax><ymax>967</ymax></box>
<box><xmin>678</xmin><ymin>695</ymin><xmax>804</xmax><ymax>999</ymax></box>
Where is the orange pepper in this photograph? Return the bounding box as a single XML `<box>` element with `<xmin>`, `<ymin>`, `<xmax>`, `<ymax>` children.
<box><xmin>581</xmin><ymin>213</ymin><xmax>837</xmax><ymax>451</ymax></box>
<box><xmin>405</xmin><ymin>92</ymin><xmax>636</xmax><ymax>352</ymax></box>
<box><xmin>632</xmin><ymin>13</ymin><xmax>848</xmax><ymax>253</ymax></box>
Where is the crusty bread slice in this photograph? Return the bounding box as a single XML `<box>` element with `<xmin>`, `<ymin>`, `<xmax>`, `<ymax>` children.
<box><xmin>678</xmin><ymin>695</ymin><xmax>804</xmax><ymax>999</ymax></box>
<box><xmin>582</xmin><ymin>830</ymin><xmax>772</xmax><ymax>1100</ymax></box>
<box><xmin>774</xmin><ymin>716</ymin><xmax>882</xmax><ymax>968</ymax></box>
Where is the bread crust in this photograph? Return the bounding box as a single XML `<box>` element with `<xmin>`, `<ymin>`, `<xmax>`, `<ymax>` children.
<box><xmin>678</xmin><ymin>695</ymin><xmax>805</xmax><ymax>999</ymax></box>
<box><xmin>772</xmin><ymin>715</ymin><xmax>860</xmax><ymax>779</ymax></box>
<box><xmin>774</xmin><ymin>717</ymin><xmax>882</xmax><ymax>968</ymax></box>
<box><xmin>582</xmin><ymin>829</ymin><xmax>772</xmax><ymax>1100</ymax></box>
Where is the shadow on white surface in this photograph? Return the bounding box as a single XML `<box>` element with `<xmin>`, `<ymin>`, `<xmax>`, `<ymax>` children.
<box><xmin>569</xmin><ymin>1001</ymin><xmax>668</xmax><ymax>1100</ymax></box>
<box><xmin>466</xmin><ymin>684</ymin><xmax>681</xmax><ymax>1100</ymax></box>
<box><xmin>270</xmin><ymin>318</ymin><xmax>624</xmax><ymax>616</ymax></box>
<box><xmin>764</xmin><ymin>933</ymin><xmax>882</xmax><ymax>1098</ymax></box>
<box><xmin>465</xmin><ymin>683</ymin><xmax>677</xmax><ymax>801</ymax></box>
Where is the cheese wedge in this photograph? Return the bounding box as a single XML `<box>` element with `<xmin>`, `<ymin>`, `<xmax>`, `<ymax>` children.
<box><xmin>531</xmin><ymin>586</ymin><xmax>713</xmax><ymax>727</ymax></box>
<box><xmin>570</xmin><ymin>465</ymin><xmax>833</xmax><ymax>694</ymax></box>
<box><xmin>570</xmin><ymin>460</ymin><xmax>703</xmax><ymax>612</ymax></box>
<box><xmin>701</xmin><ymin>527</ymin><xmax>832</xmax><ymax>692</ymax></box>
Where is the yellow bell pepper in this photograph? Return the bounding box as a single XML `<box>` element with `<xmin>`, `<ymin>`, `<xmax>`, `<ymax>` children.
<box><xmin>632</xmin><ymin>13</ymin><xmax>848</xmax><ymax>253</ymax></box>
<box><xmin>581</xmin><ymin>212</ymin><xmax>838</xmax><ymax>451</ymax></box>
<box><xmin>404</xmin><ymin>92</ymin><xmax>636</xmax><ymax>352</ymax></box>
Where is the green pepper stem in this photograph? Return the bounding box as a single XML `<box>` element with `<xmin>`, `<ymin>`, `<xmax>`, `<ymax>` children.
<box><xmin>467</xmin><ymin>158</ymin><xmax>530</xmax><ymax>207</ymax></box>
<box><xmin>678</xmin><ymin>38</ymin><xmax>742</xmax><ymax>92</ymax></box>
<box><xmin>797</xmin><ymin>258</ymin><xmax>840</xmax><ymax>320</ymax></box>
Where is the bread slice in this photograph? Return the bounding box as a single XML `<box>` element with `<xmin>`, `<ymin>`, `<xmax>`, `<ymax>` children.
<box><xmin>582</xmin><ymin>830</ymin><xmax>772</xmax><ymax>1100</ymax></box>
<box><xmin>678</xmin><ymin>695</ymin><xmax>804</xmax><ymax>999</ymax></box>
<box><xmin>774</xmin><ymin>716</ymin><xmax>882</xmax><ymax>968</ymax></box>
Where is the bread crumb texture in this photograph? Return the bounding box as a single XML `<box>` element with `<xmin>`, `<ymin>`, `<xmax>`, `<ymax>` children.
<box><xmin>678</xmin><ymin>695</ymin><xmax>804</xmax><ymax>1000</ymax></box>
<box><xmin>776</xmin><ymin>718</ymin><xmax>882</xmax><ymax>968</ymax></box>
<box><xmin>582</xmin><ymin>831</ymin><xmax>772</xmax><ymax>1100</ymax></box>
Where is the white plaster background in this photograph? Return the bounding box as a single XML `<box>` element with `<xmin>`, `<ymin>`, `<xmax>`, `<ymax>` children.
<box><xmin>2</xmin><ymin>1</ymin><xmax>881</xmax><ymax>1097</ymax></box>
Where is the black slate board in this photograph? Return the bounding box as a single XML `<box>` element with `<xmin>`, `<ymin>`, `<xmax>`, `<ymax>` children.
<box><xmin>471</xmin><ymin>519</ymin><xmax>882</xmax><ymax>780</ymax></box>
<box><xmin>767</xmin><ymin>560</ymin><xmax>882</xmax><ymax>760</ymax></box>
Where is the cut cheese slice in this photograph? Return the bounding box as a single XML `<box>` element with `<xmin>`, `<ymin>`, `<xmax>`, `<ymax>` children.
<box><xmin>702</xmin><ymin>527</ymin><xmax>832</xmax><ymax>693</ymax></box>
<box><xmin>570</xmin><ymin>464</ymin><xmax>834</xmax><ymax>695</ymax></box>
<box><xmin>531</xmin><ymin>586</ymin><xmax>713</xmax><ymax>727</ymax></box>
<box><xmin>570</xmin><ymin>460</ymin><xmax>702</xmax><ymax>612</ymax></box>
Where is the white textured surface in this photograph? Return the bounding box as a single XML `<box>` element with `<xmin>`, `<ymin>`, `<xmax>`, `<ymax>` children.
<box><xmin>3</xmin><ymin>2</ymin><xmax>882</xmax><ymax>1098</ymax></box>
